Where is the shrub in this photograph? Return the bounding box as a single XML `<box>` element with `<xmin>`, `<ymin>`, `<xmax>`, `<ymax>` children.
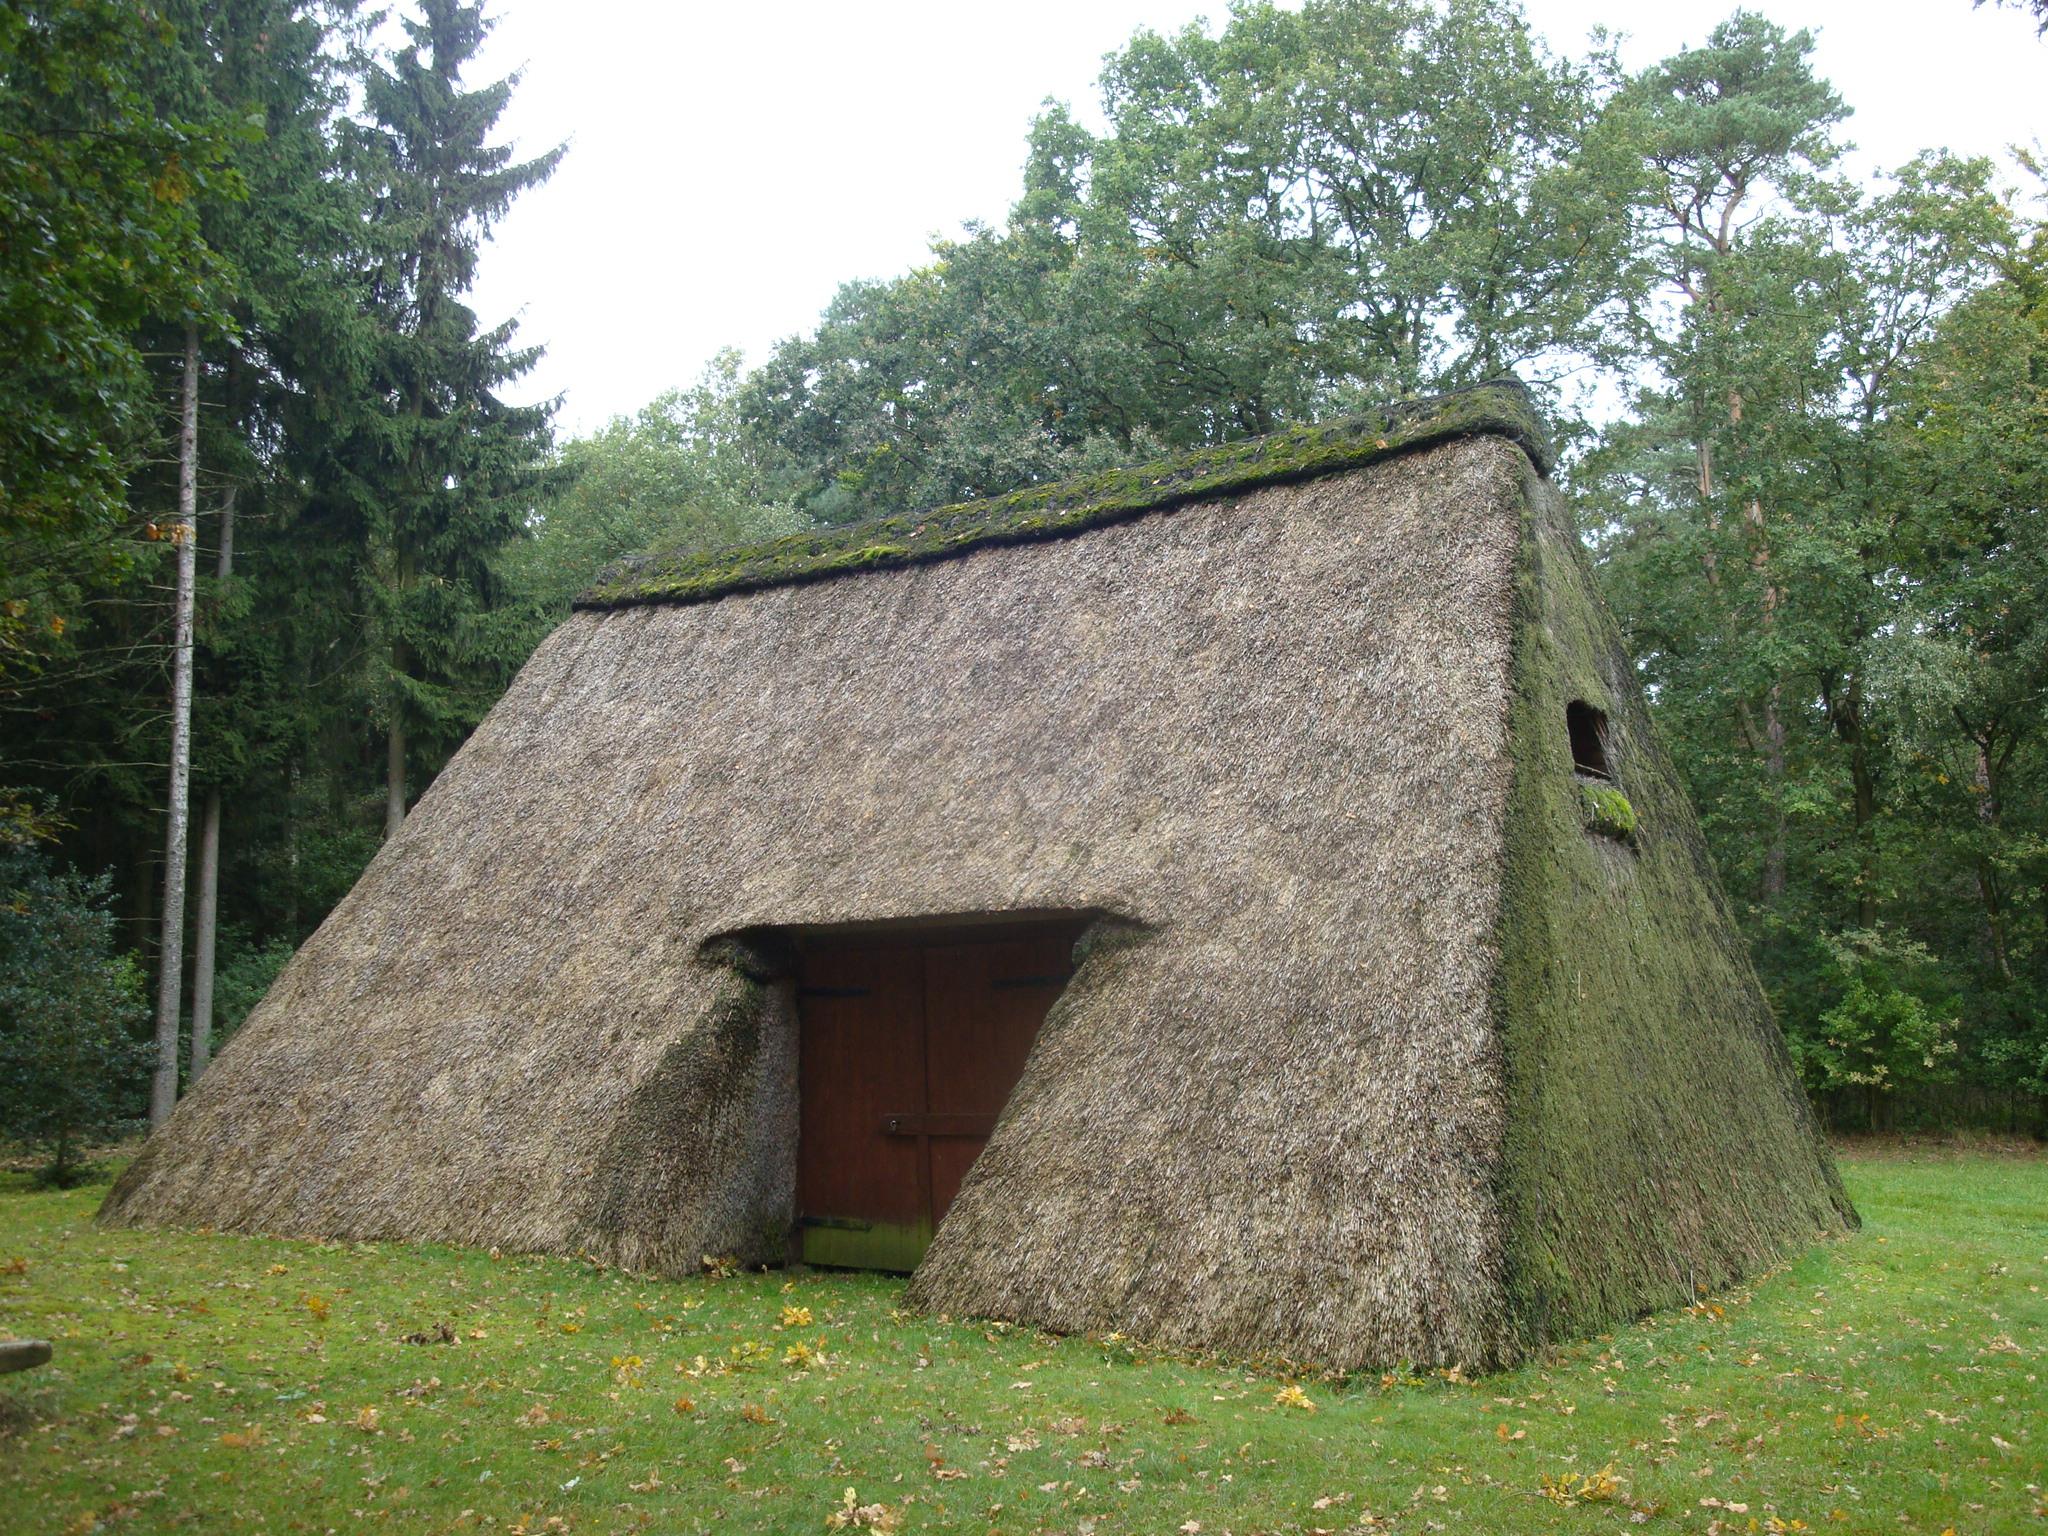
<box><xmin>1786</xmin><ymin>928</ymin><xmax>1958</xmax><ymax>1131</ymax></box>
<box><xmin>0</xmin><ymin>844</ymin><xmax>151</xmax><ymax>1184</ymax></box>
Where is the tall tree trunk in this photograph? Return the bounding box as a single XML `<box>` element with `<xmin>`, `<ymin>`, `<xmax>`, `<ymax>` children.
<box><xmin>188</xmin><ymin>487</ymin><xmax>234</xmax><ymax>1082</ymax></box>
<box><xmin>385</xmin><ymin>621</ymin><xmax>412</xmax><ymax>839</ymax></box>
<box><xmin>189</xmin><ymin>792</ymin><xmax>221</xmax><ymax>1080</ymax></box>
<box><xmin>215</xmin><ymin>480</ymin><xmax>235</xmax><ymax>573</ymax></box>
<box><xmin>385</xmin><ymin>707</ymin><xmax>407</xmax><ymax>839</ymax></box>
<box><xmin>150</xmin><ymin>320</ymin><xmax>201</xmax><ymax>1129</ymax></box>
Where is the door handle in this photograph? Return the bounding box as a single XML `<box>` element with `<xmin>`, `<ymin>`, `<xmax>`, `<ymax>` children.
<box><xmin>880</xmin><ymin>1113</ymin><xmax>997</xmax><ymax>1137</ymax></box>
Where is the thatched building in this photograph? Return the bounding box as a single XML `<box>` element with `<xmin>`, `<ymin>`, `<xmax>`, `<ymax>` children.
<box><xmin>103</xmin><ymin>382</ymin><xmax>1853</xmax><ymax>1371</ymax></box>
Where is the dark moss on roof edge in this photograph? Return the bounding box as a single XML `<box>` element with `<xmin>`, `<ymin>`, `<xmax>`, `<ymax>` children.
<box><xmin>575</xmin><ymin>379</ymin><xmax>1553</xmax><ymax>611</ymax></box>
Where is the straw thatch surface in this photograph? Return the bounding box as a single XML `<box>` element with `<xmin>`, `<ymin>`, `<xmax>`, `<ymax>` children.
<box><xmin>1486</xmin><ymin>465</ymin><xmax>1853</xmax><ymax>1345</ymax></box>
<box><xmin>102</xmin><ymin>396</ymin><xmax>1849</xmax><ymax>1371</ymax></box>
<box><xmin>577</xmin><ymin>380</ymin><xmax>1550</xmax><ymax>609</ymax></box>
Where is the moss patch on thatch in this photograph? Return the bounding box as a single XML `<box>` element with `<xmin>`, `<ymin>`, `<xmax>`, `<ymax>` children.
<box><xmin>1578</xmin><ymin>781</ymin><xmax>1639</xmax><ymax>844</ymax></box>
<box><xmin>1491</xmin><ymin>466</ymin><xmax>1854</xmax><ymax>1353</ymax></box>
<box><xmin>575</xmin><ymin>380</ymin><xmax>1552</xmax><ymax>610</ymax></box>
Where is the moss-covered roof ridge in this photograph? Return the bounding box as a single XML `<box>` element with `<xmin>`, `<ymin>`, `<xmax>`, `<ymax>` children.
<box><xmin>575</xmin><ymin>378</ymin><xmax>1553</xmax><ymax>611</ymax></box>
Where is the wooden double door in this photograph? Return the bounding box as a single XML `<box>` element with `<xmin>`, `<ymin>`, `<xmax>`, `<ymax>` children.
<box><xmin>795</xmin><ymin>921</ymin><xmax>1084</xmax><ymax>1271</ymax></box>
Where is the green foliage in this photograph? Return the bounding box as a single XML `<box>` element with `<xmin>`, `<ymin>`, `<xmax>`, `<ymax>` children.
<box><xmin>209</xmin><ymin>933</ymin><xmax>294</xmax><ymax>1050</ymax></box>
<box><xmin>1790</xmin><ymin>930</ymin><xmax>1959</xmax><ymax>1105</ymax></box>
<box><xmin>0</xmin><ymin>845</ymin><xmax>149</xmax><ymax>1185</ymax></box>
<box><xmin>1581</xmin><ymin>10</ymin><xmax>2046</xmax><ymax>1127</ymax></box>
<box><xmin>0</xmin><ymin>1</ymin><xmax>563</xmax><ymax>1114</ymax></box>
<box><xmin>1599</xmin><ymin>10</ymin><xmax>1847</xmax><ymax>308</ymax></box>
<box><xmin>506</xmin><ymin>351</ymin><xmax>806</xmax><ymax>614</ymax></box>
<box><xmin>0</xmin><ymin>0</ymin><xmax>243</xmax><ymax>685</ymax></box>
<box><xmin>740</xmin><ymin>0</ymin><xmax>1632</xmax><ymax>521</ymax></box>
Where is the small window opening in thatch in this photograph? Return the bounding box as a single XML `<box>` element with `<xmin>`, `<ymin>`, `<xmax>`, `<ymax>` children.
<box><xmin>1568</xmin><ymin>701</ymin><xmax>1611</xmax><ymax>779</ymax></box>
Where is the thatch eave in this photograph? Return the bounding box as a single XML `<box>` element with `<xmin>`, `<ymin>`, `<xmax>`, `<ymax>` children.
<box><xmin>574</xmin><ymin>379</ymin><xmax>1553</xmax><ymax>611</ymax></box>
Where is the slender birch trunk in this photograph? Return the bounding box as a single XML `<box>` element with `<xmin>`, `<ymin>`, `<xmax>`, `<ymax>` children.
<box><xmin>188</xmin><ymin>487</ymin><xmax>235</xmax><ymax>1081</ymax></box>
<box><xmin>150</xmin><ymin>320</ymin><xmax>201</xmax><ymax>1129</ymax></box>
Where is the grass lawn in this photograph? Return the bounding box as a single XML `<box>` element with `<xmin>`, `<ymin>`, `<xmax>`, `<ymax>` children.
<box><xmin>1</xmin><ymin>1142</ymin><xmax>2042</xmax><ymax>1535</ymax></box>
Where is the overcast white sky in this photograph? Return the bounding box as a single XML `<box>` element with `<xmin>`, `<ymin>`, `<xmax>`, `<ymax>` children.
<box><xmin>463</xmin><ymin>0</ymin><xmax>2046</xmax><ymax>436</ymax></box>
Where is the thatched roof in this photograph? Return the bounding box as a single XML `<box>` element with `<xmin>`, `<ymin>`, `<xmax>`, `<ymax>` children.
<box><xmin>102</xmin><ymin>389</ymin><xmax>1849</xmax><ymax>1372</ymax></box>
<box><xmin>576</xmin><ymin>379</ymin><xmax>1552</xmax><ymax>609</ymax></box>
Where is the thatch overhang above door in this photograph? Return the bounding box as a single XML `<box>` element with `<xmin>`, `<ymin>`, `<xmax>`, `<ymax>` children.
<box><xmin>574</xmin><ymin>379</ymin><xmax>1553</xmax><ymax>611</ymax></box>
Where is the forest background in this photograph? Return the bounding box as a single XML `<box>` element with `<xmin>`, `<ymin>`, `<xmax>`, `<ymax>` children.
<box><xmin>3</xmin><ymin>0</ymin><xmax>2046</xmax><ymax>1174</ymax></box>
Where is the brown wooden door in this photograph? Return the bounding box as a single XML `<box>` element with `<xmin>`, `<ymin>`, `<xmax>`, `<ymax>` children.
<box><xmin>796</xmin><ymin>923</ymin><xmax>1080</xmax><ymax>1270</ymax></box>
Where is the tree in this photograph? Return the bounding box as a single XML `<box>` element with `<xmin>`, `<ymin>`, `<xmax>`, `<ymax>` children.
<box><xmin>0</xmin><ymin>0</ymin><xmax>238</xmax><ymax>703</ymax></box>
<box><xmin>0</xmin><ymin>838</ymin><xmax>151</xmax><ymax>1184</ymax></box>
<box><xmin>1583</xmin><ymin>15</ymin><xmax>1851</xmax><ymax>926</ymax></box>
<box><xmin>150</xmin><ymin>318</ymin><xmax>201</xmax><ymax>1126</ymax></box>
<box><xmin>1588</xmin><ymin>148</ymin><xmax>2023</xmax><ymax>1120</ymax></box>
<box><xmin>1791</xmin><ymin>929</ymin><xmax>1959</xmax><ymax>1130</ymax></box>
<box><xmin>342</xmin><ymin>0</ymin><xmax>561</xmax><ymax>837</ymax></box>
<box><xmin>504</xmin><ymin>350</ymin><xmax>805</xmax><ymax>615</ymax></box>
<box><xmin>742</xmin><ymin>0</ymin><xmax>1636</xmax><ymax>521</ymax></box>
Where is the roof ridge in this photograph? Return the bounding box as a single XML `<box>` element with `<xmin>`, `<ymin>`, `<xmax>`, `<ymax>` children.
<box><xmin>574</xmin><ymin>378</ymin><xmax>1551</xmax><ymax>611</ymax></box>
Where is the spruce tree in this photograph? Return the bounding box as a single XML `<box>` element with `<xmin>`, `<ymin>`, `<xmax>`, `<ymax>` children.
<box><xmin>348</xmin><ymin>0</ymin><xmax>561</xmax><ymax>835</ymax></box>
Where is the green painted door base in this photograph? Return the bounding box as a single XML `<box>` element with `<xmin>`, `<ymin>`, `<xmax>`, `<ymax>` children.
<box><xmin>799</xmin><ymin>1219</ymin><xmax>933</xmax><ymax>1274</ymax></box>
